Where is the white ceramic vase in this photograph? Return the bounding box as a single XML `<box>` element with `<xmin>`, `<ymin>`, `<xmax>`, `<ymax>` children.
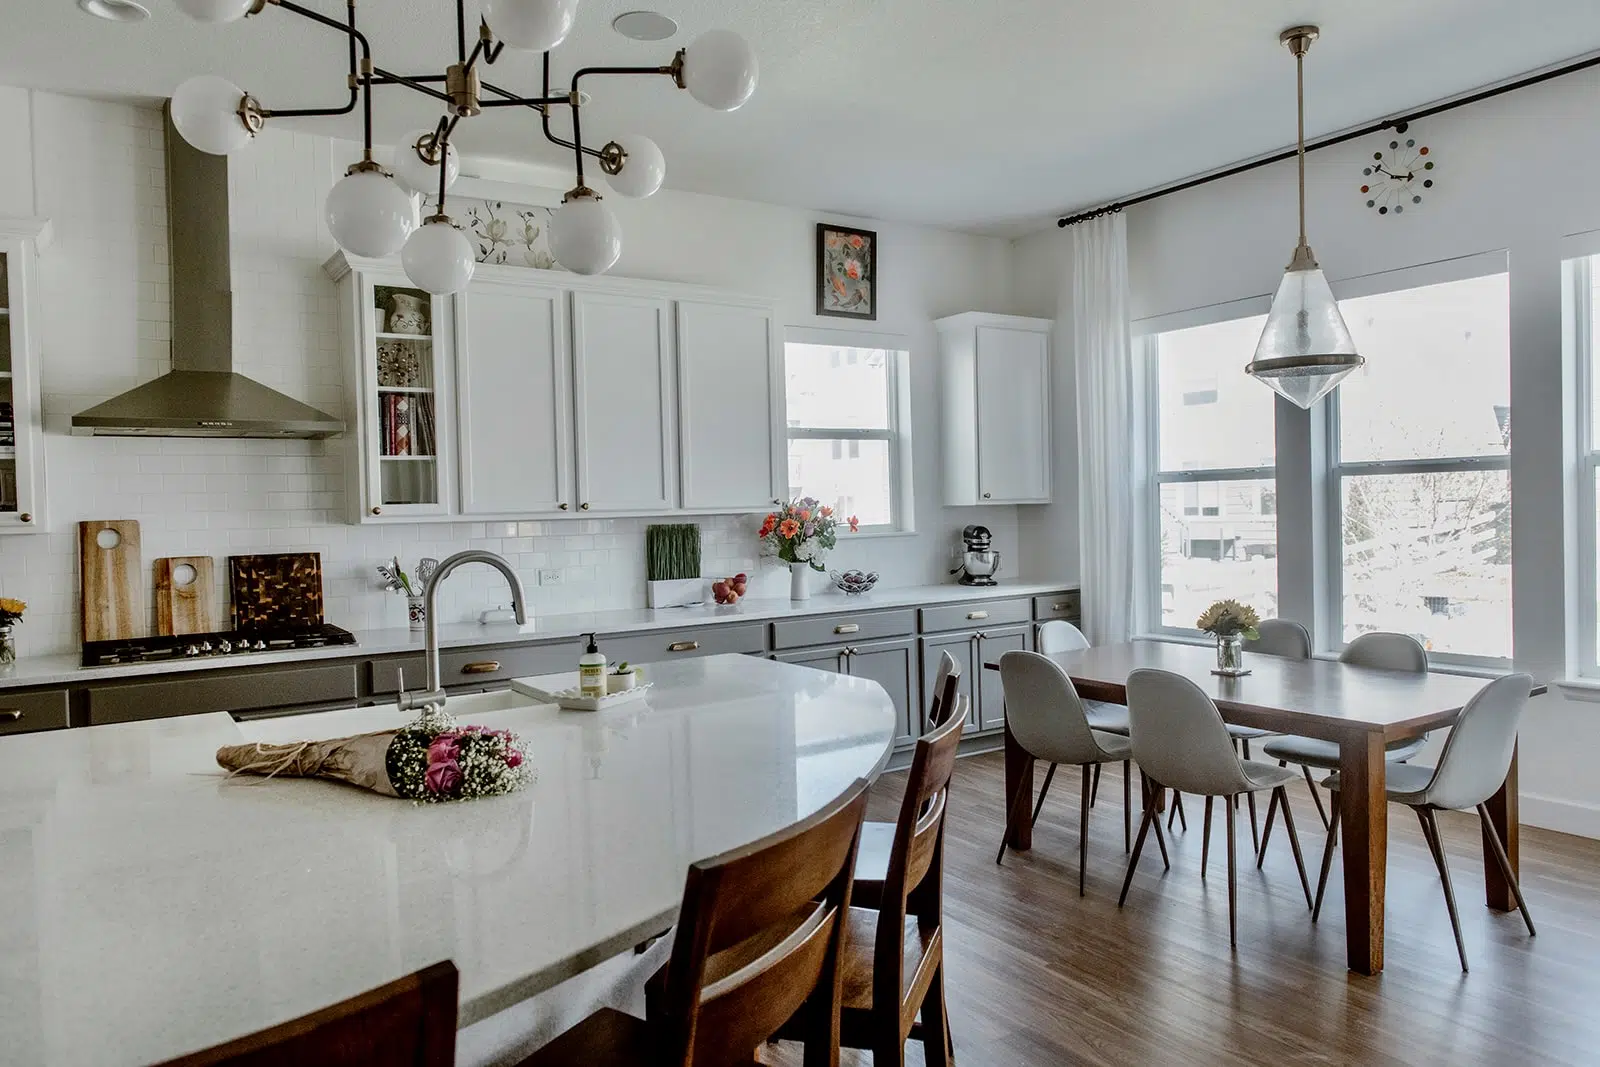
<box><xmin>790</xmin><ymin>562</ymin><xmax>811</xmax><ymax>601</ymax></box>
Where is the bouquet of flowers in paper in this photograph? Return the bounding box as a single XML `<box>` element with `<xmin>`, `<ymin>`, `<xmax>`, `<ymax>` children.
<box><xmin>216</xmin><ymin>708</ymin><xmax>533</xmax><ymax>802</ymax></box>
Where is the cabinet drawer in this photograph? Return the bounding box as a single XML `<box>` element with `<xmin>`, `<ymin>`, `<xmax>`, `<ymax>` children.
<box><xmin>1034</xmin><ymin>591</ymin><xmax>1081</xmax><ymax>621</ymax></box>
<box><xmin>772</xmin><ymin>609</ymin><xmax>916</xmax><ymax>651</ymax></box>
<box><xmin>602</xmin><ymin>623</ymin><xmax>768</xmax><ymax>664</ymax></box>
<box><xmin>370</xmin><ymin>640</ymin><xmax>582</xmax><ymax>695</ymax></box>
<box><xmin>88</xmin><ymin>663</ymin><xmax>359</xmax><ymax>725</ymax></box>
<box><xmin>0</xmin><ymin>688</ymin><xmax>70</xmax><ymax>736</ymax></box>
<box><xmin>919</xmin><ymin>598</ymin><xmax>1032</xmax><ymax>634</ymax></box>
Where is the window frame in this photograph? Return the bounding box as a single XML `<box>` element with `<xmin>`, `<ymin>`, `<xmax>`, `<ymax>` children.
<box><xmin>781</xmin><ymin>326</ymin><xmax>915</xmax><ymax>536</ymax></box>
<box><xmin>1570</xmin><ymin>250</ymin><xmax>1600</xmax><ymax>676</ymax></box>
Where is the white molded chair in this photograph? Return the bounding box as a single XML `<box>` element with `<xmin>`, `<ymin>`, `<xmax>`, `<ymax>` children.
<box><xmin>1259</xmin><ymin>631</ymin><xmax>1429</xmax><ymax>848</ymax></box>
<box><xmin>1243</xmin><ymin>618</ymin><xmax>1313</xmax><ymax>659</ymax></box>
<box><xmin>996</xmin><ymin>650</ymin><xmax>1133</xmax><ymax>894</ymax></box>
<box><xmin>1120</xmin><ymin>668</ymin><xmax>1312</xmax><ymax>948</ymax></box>
<box><xmin>1313</xmin><ymin>673</ymin><xmax>1536</xmax><ymax>971</ymax></box>
<box><xmin>1037</xmin><ymin>620</ymin><xmax>1130</xmax><ymax>817</ymax></box>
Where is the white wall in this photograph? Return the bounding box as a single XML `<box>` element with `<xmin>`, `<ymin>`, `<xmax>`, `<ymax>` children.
<box><xmin>0</xmin><ymin>88</ymin><xmax>1024</xmax><ymax>656</ymax></box>
<box><xmin>1014</xmin><ymin>66</ymin><xmax>1600</xmax><ymax>837</ymax></box>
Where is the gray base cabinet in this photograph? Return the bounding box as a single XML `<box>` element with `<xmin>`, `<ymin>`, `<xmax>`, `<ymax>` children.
<box><xmin>778</xmin><ymin>637</ymin><xmax>918</xmax><ymax>747</ymax></box>
<box><xmin>919</xmin><ymin>632</ymin><xmax>978</xmax><ymax>734</ymax></box>
<box><xmin>975</xmin><ymin>625</ymin><xmax>1031</xmax><ymax>731</ymax></box>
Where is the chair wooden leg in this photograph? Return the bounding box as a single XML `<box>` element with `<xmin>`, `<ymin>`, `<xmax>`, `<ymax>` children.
<box><xmin>1312</xmin><ymin>790</ymin><xmax>1340</xmax><ymax>923</ymax></box>
<box><xmin>1119</xmin><ymin>798</ymin><xmax>1158</xmax><ymax>907</ymax></box>
<box><xmin>1418</xmin><ymin>807</ymin><xmax>1470</xmax><ymax>973</ymax></box>
<box><xmin>1246</xmin><ymin>790</ymin><xmax>1260</xmax><ymax>854</ymax></box>
<box><xmin>1201</xmin><ymin>795</ymin><xmax>1214</xmax><ymax>880</ymax></box>
<box><xmin>1477</xmin><ymin>802</ymin><xmax>1537</xmax><ymax>936</ymax></box>
<box><xmin>1030</xmin><ymin>763</ymin><xmax>1058</xmax><ymax>828</ymax></box>
<box><xmin>1256</xmin><ymin>788</ymin><xmax>1280</xmax><ymax>869</ymax></box>
<box><xmin>1302</xmin><ymin>765</ymin><xmax>1331</xmax><ymax>829</ymax></box>
<box><xmin>1168</xmin><ymin>791</ymin><xmax>1188</xmax><ymax>832</ymax></box>
<box><xmin>1079</xmin><ymin>764</ymin><xmax>1093</xmax><ymax>896</ymax></box>
<box><xmin>1148</xmin><ymin>780</ymin><xmax>1172</xmax><ymax>870</ymax></box>
<box><xmin>996</xmin><ymin>759</ymin><xmax>1034</xmax><ymax>866</ymax></box>
<box><xmin>918</xmin><ymin>961</ymin><xmax>952</xmax><ymax>1067</ymax></box>
<box><xmin>1226</xmin><ymin>791</ymin><xmax>1239</xmax><ymax>949</ymax></box>
<box><xmin>1123</xmin><ymin>761</ymin><xmax>1132</xmax><ymax>854</ymax></box>
<box><xmin>1276</xmin><ymin>785</ymin><xmax>1314</xmax><ymax>909</ymax></box>
<box><xmin>1091</xmin><ymin>761</ymin><xmax>1101</xmax><ymax>808</ymax></box>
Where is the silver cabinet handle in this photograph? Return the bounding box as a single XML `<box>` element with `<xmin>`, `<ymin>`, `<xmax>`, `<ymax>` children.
<box><xmin>668</xmin><ymin>640</ymin><xmax>699</xmax><ymax>653</ymax></box>
<box><xmin>967</xmin><ymin>611</ymin><xmax>989</xmax><ymax>620</ymax></box>
<box><xmin>834</xmin><ymin>623</ymin><xmax>860</xmax><ymax>635</ymax></box>
<box><xmin>0</xmin><ymin>709</ymin><xmax>20</xmax><ymax>722</ymax></box>
<box><xmin>1053</xmin><ymin>601</ymin><xmax>1071</xmax><ymax>611</ymax></box>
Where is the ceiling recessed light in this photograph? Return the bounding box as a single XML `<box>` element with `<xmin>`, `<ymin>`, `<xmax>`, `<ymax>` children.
<box><xmin>78</xmin><ymin>0</ymin><xmax>151</xmax><ymax>21</ymax></box>
<box><xmin>612</xmin><ymin>10</ymin><xmax>678</xmax><ymax>42</ymax></box>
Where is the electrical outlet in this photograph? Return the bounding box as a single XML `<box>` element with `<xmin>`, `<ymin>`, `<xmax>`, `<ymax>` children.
<box><xmin>538</xmin><ymin>569</ymin><xmax>564</xmax><ymax>587</ymax></box>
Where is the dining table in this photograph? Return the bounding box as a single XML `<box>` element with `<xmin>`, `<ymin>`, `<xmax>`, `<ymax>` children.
<box><xmin>986</xmin><ymin>640</ymin><xmax>1542</xmax><ymax>975</ymax></box>
<box><xmin>0</xmin><ymin>654</ymin><xmax>898</xmax><ymax>1066</ymax></box>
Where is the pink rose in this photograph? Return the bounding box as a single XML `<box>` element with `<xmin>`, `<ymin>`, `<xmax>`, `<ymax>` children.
<box><xmin>427</xmin><ymin>737</ymin><xmax>460</xmax><ymax>765</ymax></box>
<box><xmin>425</xmin><ymin>760</ymin><xmax>463</xmax><ymax>795</ymax></box>
<box><xmin>505</xmin><ymin>749</ymin><xmax>523</xmax><ymax>768</ymax></box>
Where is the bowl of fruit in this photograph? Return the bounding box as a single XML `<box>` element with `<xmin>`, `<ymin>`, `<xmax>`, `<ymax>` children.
<box><xmin>712</xmin><ymin>573</ymin><xmax>749</xmax><ymax>605</ymax></box>
<box><xmin>830</xmin><ymin>570</ymin><xmax>879</xmax><ymax>596</ymax></box>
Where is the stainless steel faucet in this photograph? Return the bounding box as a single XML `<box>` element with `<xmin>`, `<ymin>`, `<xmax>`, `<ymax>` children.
<box><xmin>396</xmin><ymin>550</ymin><xmax>528</xmax><ymax>713</ymax></box>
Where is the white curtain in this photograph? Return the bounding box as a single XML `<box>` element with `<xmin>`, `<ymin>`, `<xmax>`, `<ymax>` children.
<box><xmin>1071</xmin><ymin>212</ymin><xmax>1136</xmax><ymax>645</ymax></box>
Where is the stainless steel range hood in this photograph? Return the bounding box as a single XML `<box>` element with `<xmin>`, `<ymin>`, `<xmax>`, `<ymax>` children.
<box><xmin>71</xmin><ymin>106</ymin><xmax>344</xmax><ymax>440</ymax></box>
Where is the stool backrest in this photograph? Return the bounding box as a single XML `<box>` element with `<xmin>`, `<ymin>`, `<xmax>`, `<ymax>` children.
<box><xmin>1037</xmin><ymin>620</ymin><xmax>1091</xmax><ymax>656</ymax></box>
<box><xmin>928</xmin><ymin>649</ymin><xmax>963</xmax><ymax>727</ymax></box>
<box><xmin>1125</xmin><ymin>668</ymin><xmax>1252</xmax><ymax>797</ymax></box>
<box><xmin>658</xmin><ymin>778</ymin><xmax>870</xmax><ymax>1066</ymax></box>
<box><xmin>1244</xmin><ymin>619</ymin><xmax>1312</xmax><ymax>660</ymax></box>
<box><xmin>1341</xmin><ymin>631</ymin><xmax>1428</xmax><ymax>673</ymax></box>
<box><xmin>1421</xmin><ymin>673</ymin><xmax>1534</xmax><ymax>811</ymax></box>
<box><xmin>155</xmin><ymin>962</ymin><xmax>458</xmax><ymax>1067</ymax></box>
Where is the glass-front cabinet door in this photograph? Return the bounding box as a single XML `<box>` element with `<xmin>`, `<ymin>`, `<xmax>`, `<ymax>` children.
<box><xmin>0</xmin><ymin>223</ymin><xmax>47</xmax><ymax>534</ymax></box>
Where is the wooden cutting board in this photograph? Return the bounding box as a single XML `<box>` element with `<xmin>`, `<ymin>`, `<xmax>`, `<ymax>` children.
<box><xmin>154</xmin><ymin>556</ymin><xmax>216</xmax><ymax>637</ymax></box>
<box><xmin>80</xmin><ymin>519</ymin><xmax>145</xmax><ymax>643</ymax></box>
<box><xmin>228</xmin><ymin>552</ymin><xmax>325</xmax><ymax>632</ymax></box>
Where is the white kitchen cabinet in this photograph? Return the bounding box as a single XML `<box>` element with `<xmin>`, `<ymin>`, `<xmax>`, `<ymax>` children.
<box><xmin>455</xmin><ymin>278</ymin><xmax>573</xmax><ymax>515</ymax></box>
<box><xmin>937</xmin><ymin>312</ymin><xmax>1053</xmax><ymax>505</ymax></box>
<box><xmin>326</xmin><ymin>253</ymin><xmax>457</xmax><ymax>523</ymax></box>
<box><xmin>676</xmin><ymin>298</ymin><xmax>785</xmax><ymax>512</ymax></box>
<box><xmin>0</xmin><ymin>219</ymin><xmax>49</xmax><ymax>534</ymax></box>
<box><xmin>571</xmin><ymin>291</ymin><xmax>676</xmax><ymax>513</ymax></box>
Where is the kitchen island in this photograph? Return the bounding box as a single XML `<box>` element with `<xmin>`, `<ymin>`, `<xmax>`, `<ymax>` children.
<box><xmin>0</xmin><ymin>654</ymin><xmax>897</xmax><ymax>1067</ymax></box>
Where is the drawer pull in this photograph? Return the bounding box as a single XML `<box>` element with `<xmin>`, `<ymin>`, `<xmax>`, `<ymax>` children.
<box><xmin>669</xmin><ymin>641</ymin><xmax>700</xmax><ymax>653</ymax></box>
<box><xmin>0</xmin><ymin>709</ymin><xmax>19</xmax><ymax>722</ymax></box>
<box><xmin>461</xmin><ymin>661</ymin><xmax>501</xmax><ymax>675</ymax></box>
<box><xmin>967</xmin><ymin>611</ymin><xmax>989</xmax><ymax>621</ymax></box>
<box><xmin>1053</xmin><ymin>601</ymin><xmax>1072</xmax><ymax>611</ymax></box>
<box><xmin>834</xmin><ymin>623</ymin><xmax>860</xmax><ymax>635</ymax></box>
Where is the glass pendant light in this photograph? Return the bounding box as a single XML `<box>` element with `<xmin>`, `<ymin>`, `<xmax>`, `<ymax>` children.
<box><xmin>1246</xmin><ymin>26</ymin><xmax>1363</xmax><ymax>409</ymax></box>
<box><xmin>549</xmin><ymin>186</ymin><xmax>622</xmax><ymax>275</ymax></box>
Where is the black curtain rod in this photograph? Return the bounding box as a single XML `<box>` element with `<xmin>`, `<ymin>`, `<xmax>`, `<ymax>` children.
<box><xmin>1057</xmin><ymin>48</ymin><xmax>1600</xmax><ymax>228</ymax></box>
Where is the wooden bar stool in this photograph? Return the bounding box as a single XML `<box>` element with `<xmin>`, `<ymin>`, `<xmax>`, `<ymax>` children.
<box><xmin>153</xmin><ymin>961</ymin><xmax>458</xmax><ymax>1066</ymax></box>
<box><xmin>525</xmin><ymin>778</ymin><xmax>871</xmax><ymax>1066</ymax></box>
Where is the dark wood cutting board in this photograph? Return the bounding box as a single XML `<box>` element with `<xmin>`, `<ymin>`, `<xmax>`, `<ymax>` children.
<box><xmin>154</xmin><ymin>556</ymin><xmax>216</xmax><ymax>636</ymax></box>
<box><xmin>80</xmin><ymin>519</ymin><xmax>144</xmax><ymax>643</ymax></box>
<box><xmin>228</xmin><ymin>552</ymin><xmax>325</xmax><ymax>632</ymax></box>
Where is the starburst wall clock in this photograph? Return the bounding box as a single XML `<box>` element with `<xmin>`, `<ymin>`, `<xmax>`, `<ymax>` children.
<box><xmin>1361</xmin><ymin>122</ymin><xmax>1435</xmax><ymax>216</ymax></box>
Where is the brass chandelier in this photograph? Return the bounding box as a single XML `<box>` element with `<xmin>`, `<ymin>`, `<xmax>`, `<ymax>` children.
<box><xmin>168</xmin><ymin>0</ymin><xmax>758</xmax><ymax>292</ymax></box>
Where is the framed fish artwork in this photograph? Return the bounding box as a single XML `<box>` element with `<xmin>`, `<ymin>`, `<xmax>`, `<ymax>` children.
<box><xmin>816</xmin><ymin>223</ymin><xmax>877</xmax><ymax>320</ymax></box>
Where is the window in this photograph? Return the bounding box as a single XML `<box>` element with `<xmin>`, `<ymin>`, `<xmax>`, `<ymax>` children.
<box><xmin>1330</xmin><ymin>272</ymin><xmax>1511</xmax><ymax>661</ymax></box>
<box><xmin>783</xmin><ymin>332</ymin><xmax>911</xmax><ymax>532</ymax></box>
<box><xmin>1146</xmin><ymin>314</ymin><xmax>1278</xmax><ymax>632</ymax></box>
<box><xmin>1568</xmin><ymin>252</ymin><xmax>1600</xmax><ymax>671</ymax></box>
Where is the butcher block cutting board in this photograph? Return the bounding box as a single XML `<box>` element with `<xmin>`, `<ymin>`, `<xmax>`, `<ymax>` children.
<box><xmin>228</xmin><ymin>552</ymin><xmax>325</xmax><ymax>632</ymax></box>
<box><xmin>154</xmin><ymin>556</ymin><xmax>216</xmax><ymax>636</ymax></box>
<box><xmin>80</xmin><ymin>519</ymin><xmax>145</xmax><ymax>643</ymax></box>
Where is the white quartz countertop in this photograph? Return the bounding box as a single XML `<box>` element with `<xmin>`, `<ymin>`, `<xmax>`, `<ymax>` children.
<box><xmin>0</xmin><ymin>655</ymin><xmax>897</xmax><ymax>1066</ymax></box>
<box><xmin>0</xmin><ymin>580</ymin><xmax>1077</xmax><ymax>690</ymax></box>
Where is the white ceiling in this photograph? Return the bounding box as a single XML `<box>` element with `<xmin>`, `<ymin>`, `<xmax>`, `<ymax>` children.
<box><xmin>6</xmin><ymin>0</ymin><xmax>1600</xmax><ymax>235</ymax></box>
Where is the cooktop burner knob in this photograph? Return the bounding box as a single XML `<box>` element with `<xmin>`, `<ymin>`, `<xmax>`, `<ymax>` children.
<box><xmin>254</xmin><ymin>640</ymin><xmax>268</xmax><ymax>652</ymax></box>
<box><xmin>184</xmin><ymin>644</ymin><xmax>200</xmax><ymax>657</ymax></box>
<box><xmin>199</xmin><ymin>641</ymin><xmax>213</xmax><ymax>654</ymax></box>
<box><xmin>217</xmin><ymin>639</ymin><xmax>233</xmax><ymax>654</ymax></box>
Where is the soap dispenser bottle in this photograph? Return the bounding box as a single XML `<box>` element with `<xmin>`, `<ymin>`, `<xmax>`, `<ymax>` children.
<box><xmin>579</xmin><ymin>633</ymin><xmax>607</xmax><ymax>699</ymax></box>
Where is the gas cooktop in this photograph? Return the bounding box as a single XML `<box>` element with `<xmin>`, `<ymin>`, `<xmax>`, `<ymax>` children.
<box><xmin>82</xmin><ymin>623</ymin><xmax>358</xmax><ymax>668</ymax></box>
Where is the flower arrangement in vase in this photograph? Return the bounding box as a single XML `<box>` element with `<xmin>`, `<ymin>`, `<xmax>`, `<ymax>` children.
<box><xmin>759</xmin><ymin>498</ymin><xmax>858</xmax><ymax>601</ymax></box>
<box><xmin>0</xmin><ymin>597</ymin><xmax>24</xmax><ymax>666</ymax></box>
<box><xmin>1196</xmin><ymin>599</ymin><xmax>1261</xmax><ymax>676</ymax></box>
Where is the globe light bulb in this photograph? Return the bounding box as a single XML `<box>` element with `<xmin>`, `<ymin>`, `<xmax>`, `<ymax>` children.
<box><xmin>170</xmin><ymin>75</ymin><xmax>256</xmax><ymax>156</ymax></box>
<box><xmin>325</xmin><ymin>166</ymin><xmax>414</xmax><ymax>258</ymax></box>
<box><xmin>681</xmin><ymin>29</ymin><xmax>758</xmax><ymax>111</ymax></box>
<box><xmin>483</xmin><ymin>0</ymin><xmax>580</xmax><ymax>52</ymax></box>
<box><xmin>173</xmin><ymin>0</ymin><xmax>255</xmax><ymax>22</ymax></box>
<box><xmin>605</xmin><ymin>134</ymin><xmax>665</xmax><ymax>199</ymax></box>
<box><xmin>549</xmin><ymin>188</ymin><xmax>622</xmax><ymax>275</ymax></box>
<box><xmin>391</xmin><ymin>130</ymin><xmax>460</xmax><ymax>197</ymax></box>
<box><xmin>402</xmin><ymin>216</ymin><xmax>476</xmax><ymax>295</ymax></box>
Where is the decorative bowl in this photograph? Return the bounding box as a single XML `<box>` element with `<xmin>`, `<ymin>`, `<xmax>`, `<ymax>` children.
<box><xmin>831</xmin><ymin>569</ymin><xmax>879</xmax><ymax>596</ymax></box>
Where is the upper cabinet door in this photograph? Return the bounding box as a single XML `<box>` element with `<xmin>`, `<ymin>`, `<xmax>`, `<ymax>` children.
<box><xmin>456</xmin><ymin>279</ymin><xmax>573</xmax><ymax>515</ymax></box>
<box><xmin>0</xmin><ymin>230</ymin><xmax>45</xmax><ymax>534</ymax></box>
<box><xmin>676</xmin><ymin>299</ymin><xmax>784</xmax><ymax>511</ymax></box>
<box><xmin>974</xmin><ymin>324</ymin><xmax>1051</xmax><ymax>503</ymax></box>
<box><xmin>571</xmin><ymin>291</ymin><xmax>676</xmax><ymax>513</ymax></box>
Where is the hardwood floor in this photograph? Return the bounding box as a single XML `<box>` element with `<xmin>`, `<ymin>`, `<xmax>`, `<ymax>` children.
<box><xmin>762</xmin><ymin>752</ymin><xmax>1600</xmax><ymax>1067</ymax></box>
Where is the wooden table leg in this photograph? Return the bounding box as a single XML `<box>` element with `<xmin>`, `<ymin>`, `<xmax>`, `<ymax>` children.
<box><xmin>1339</xmin><ymin>732</ymin><xmax>1387</xmax><ymax>975</ymax></box>
<box><xmin>1004</xmin><ymin>721</ymin><xmax>1033</xmax><ymax>851</ymax></box>
<box><xmin>1482</xmin><ymin>742</ymin><xmax>1519</xmax><ymax>911</ymax></box>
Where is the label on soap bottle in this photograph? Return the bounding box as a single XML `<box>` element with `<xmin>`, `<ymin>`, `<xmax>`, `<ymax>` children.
<box><xmin>579</xmin><ymin>662</ymin><xmax>607</xmax><ymax>698</ymax></box>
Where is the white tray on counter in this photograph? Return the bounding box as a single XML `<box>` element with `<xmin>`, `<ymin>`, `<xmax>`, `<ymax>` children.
<box><xmin>510</xmin><ymin>677</ymin><xmax>652</xmax><ymax>712</ymax></box>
